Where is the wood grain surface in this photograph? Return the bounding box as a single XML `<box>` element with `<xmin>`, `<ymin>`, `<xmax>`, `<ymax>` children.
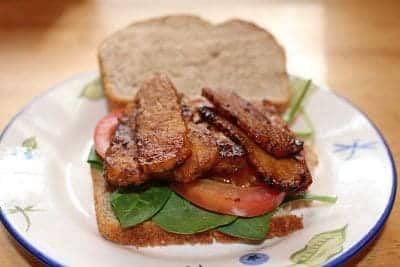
<box><xmin>0</xmin><ymin>0</ymin><xmax>399</xmax><ymax>266</ymax></box>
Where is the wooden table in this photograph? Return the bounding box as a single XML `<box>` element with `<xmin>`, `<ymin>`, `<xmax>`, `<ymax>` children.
<box><xmin>0</xmin><ymin>0</ymin><xmax>399</xmax><ymax>266</ymax></box>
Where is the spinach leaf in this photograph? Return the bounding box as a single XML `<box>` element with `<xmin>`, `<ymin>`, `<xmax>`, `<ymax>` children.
<box><xmin>152</xmin><ymin>193</ymin><xmax>236</xmax><ymax>234</ymax></box>
<box><xmin>217</xmin><ymin>212</ymin><xmax>274</xmax><ymax>240</ymax></box>
<box><xmin>217</xmin><ymin>193</ymin><xmax>337</xmax><ymax>240</ymax></box>
<box><xmin>111</xmin><ymin>186</ymin><xmax>171</xmax><ymax>228</ymax></box>
<box><xmin>87</xmin><ymin>146</ymin><xmax>103</xmax><ymax>170</ymax></box>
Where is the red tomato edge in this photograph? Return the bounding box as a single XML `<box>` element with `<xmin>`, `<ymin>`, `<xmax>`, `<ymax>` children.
<box><xmin>93</xmin><ymin>109</ymin><xmax>124</xmax><ymax>158</ymax></box>
<box><xmin>172</xmin><ymin>179</ymin><xmax>285</xmax><ymax>217</ymax></box>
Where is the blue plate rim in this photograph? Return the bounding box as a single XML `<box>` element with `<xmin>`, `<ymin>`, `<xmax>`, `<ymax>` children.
<box><xmin>0</xmin><ymin>72</ymin><xmax>396</xmax><ymax>267</ymax></box>
<box><xmin>315</xmin><ymin>82</ymin><xmax>397</xmax><ymax>267</ymax></box>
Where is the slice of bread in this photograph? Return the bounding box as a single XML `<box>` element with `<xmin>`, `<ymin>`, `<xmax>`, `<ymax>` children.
<box><xmin>92</xmin><ymin>168</ymin><xmax>303</xmax><ymax>246</ymax></box>
<box><xmin>99</xmin><ymin>15</ymin><xmax>291</xmax><ymax>111</ymax></box>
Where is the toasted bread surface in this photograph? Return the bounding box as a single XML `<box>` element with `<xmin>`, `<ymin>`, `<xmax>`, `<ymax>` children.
<box><xmin>99</xmin><ymin>15</ymin><xmax>290</xmax><ymax>109</ymax></box>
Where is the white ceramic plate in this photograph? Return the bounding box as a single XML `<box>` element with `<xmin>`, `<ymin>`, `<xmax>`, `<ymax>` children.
<box><xmin>0</xmin><ymin>72</ymin><xmax>396</xmax><ymax>267</ymax></box>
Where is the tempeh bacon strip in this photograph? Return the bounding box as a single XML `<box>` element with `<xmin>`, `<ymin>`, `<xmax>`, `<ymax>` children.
<box><xmin>202</xmin><ymin>88</ymin><xmax>303</xmax><ymax>158</ymax></box>
<box><xmin>199</xmin><ymin>106</ymin><xmax>312</xmax><ymax>193</ymax></box>
<box><xmin>135</xmin><ymin>74</ymin><xmax>191</xmax><ymax>174</ymax></box>
<box><xmin>104</xmin><ymin>103</ymin><xmax>147</xmax><ymax>186</ymax></box>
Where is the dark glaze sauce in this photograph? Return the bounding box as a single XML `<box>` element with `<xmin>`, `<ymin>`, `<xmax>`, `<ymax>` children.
<box><xmin>212</xmin><ymin>163</ymin><xmax>261</xmax><ymax>187</ymax></box>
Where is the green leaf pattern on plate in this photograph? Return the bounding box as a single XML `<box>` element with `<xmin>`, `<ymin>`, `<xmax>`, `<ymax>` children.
<box><xmin>290</xmin><ymin>225</ymin><xmax>347</xmax><ymax>266</ymax></box>
<box><xmin>22</xmin><ymin>136</ymin><xmax>37</xmax><ymax>150</ymax></box>
<box><xmin>7</xmin><ymin>205</ymin><xmax>43</xmax><ymax>232</ymax></box>
<box><xmin>80</xmin><ymin>78</ymin><xmax>104</xmax><ymax>100</ymax></box>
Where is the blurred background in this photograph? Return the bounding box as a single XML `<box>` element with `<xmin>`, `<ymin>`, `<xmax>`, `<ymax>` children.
<box><xmin>0</xmin><ymin>0</ymin><xmax>399</xmax><ymax>266</ymax></box>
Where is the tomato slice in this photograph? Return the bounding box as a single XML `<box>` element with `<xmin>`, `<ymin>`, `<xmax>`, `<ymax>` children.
<box><xmin>172</xmin><ymin>179</ymin><xmax>285</xmax><ymax>217</ymax></box>
<box><xmin>94</xmin><ymin>109</ymin><xmax>124</xmax><ymax>158</ymax></box>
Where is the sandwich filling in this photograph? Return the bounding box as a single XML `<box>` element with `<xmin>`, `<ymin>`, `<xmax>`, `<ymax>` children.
<box><xmin>89</xmin><ymin>74</ymin><xmax>336</xmax><ymax>241</ymax></box>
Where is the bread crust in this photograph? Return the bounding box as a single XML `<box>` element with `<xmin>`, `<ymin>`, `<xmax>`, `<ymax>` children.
<box><xmin>91</xmin><ymin>168</ymin><xmax>303</xmax><ymax>246</ymax></box>
<box><xmin>98</xmin><ymin>56</ymin><xmax>129</xmax><ymax>111</ymax></box>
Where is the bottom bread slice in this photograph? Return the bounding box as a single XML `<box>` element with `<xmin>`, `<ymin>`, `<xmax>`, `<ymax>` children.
<box><xmin>91</xmin><ymin>168</ymin><xmax>303</xmax><ymax>246</ymax></box>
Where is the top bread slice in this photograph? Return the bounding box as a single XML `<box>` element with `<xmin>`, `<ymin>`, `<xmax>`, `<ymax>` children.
<box><xmin>99</xmin><ymin>15</ymin><xmax>291</xmax><ymax>110</ymax></box>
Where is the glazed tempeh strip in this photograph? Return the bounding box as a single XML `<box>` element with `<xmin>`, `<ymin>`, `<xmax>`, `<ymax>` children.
<box><xmin>104</xmin><ymin>103</ymin><xmax>147</xmax><ymax>186</ymax></box>
<box><xmin>174</xmin><ymin>123</ymin><xmax>218</xmax><ymax>182</ymax></box>
<box><xmin>199</xmin><ymin>107</ymin><xmax>312</xmax><ymax>193</ymax></box>
<box><xmin>202</xmin><ymin>88</ymin><xmax>302</xmax><ymax>158</ymax></box>
<box><xmin>136</xmin><ymin>74</ymin><xmax>191</xmax><ymax>174</ymax></box>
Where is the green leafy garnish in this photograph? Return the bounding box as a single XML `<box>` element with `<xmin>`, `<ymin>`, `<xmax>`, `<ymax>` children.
<box><xmin>107</xmin><ymin>190</ymin><xmax>337</xmax><ymax>236</ymax></box>
<box><xmin>290</xmin><ymin>225</ymin><xmax>347</xmax><ymax>266</ymax></box>
<box><xmin>87</xmin><ymin>146</ymin><xmax>103</xmax><ymax>170</ymax></box>
<box><xmin>294</xmin><ymin>130</ymin><xmax>313</xmax><ymax>139</ymax></box>
<box><xmin>218</xmin><ymin>212</ymin><xmax>274</xmax><ymax>240</ymax></box>
<box><xmin>217</xmin><ymin>193</ymin><xmax>336</xmax><ymax>240</ymax></box>
<box><xmin>152</xmin><ymin>193</ymin><xmax>236</xmax><ymax>234</ymax></box>
<box><xmin>300</xmin><ymin>110</ymin><xmax>316</xmax><ymax>142</ymax></box>
<box><xmin>111</xmin><ymin>186</ymin><xmax>172</xmax><ymax>228</ymax></box>
<box><xmin>283</xmin><ymin>79</ymin><xmax>312</xmax><ymax>123</ymax></box>
<box><xmin>284</xmin><ymin>194</ymin><xmax>338</xmax><ymax>204</ymax></box>
<box><xmin>80</xmin><ymin>78</ymin><xmax>104</xmax><ymax>100</ymax></box>
<box><xmin>22</xmin><ymin>136</ymin><xmax>37</xmax><ymax>150</ymax></box>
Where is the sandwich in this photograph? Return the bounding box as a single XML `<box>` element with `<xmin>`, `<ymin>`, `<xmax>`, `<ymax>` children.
<box><xmin>87</xmin><ymin>15</ymin><xmax>333</xmax><ymax>247</ymax></box>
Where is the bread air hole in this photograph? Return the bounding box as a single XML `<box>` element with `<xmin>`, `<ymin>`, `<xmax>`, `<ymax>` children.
<box><xmin>210</xmin><ymin>51</ymin><xmax>220</xmax><ymax>58</ymax></box>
